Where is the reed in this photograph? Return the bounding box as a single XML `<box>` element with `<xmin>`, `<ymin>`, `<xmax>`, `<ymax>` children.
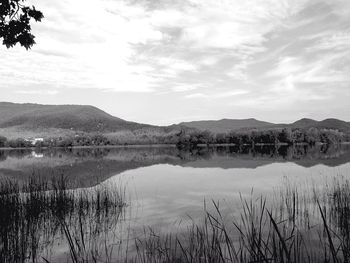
<box><xmin>131</xmin><ymin>176</ymin><xmax>350</xmax><ymax>263</ymax></box>
<box><xmin>0</xmin><ymin>175</ymin><xmax>125</xmax><ymax>263</ymax></box>
<box><xmin>3</xmin><ymin>174</ymin><xmax>350</xmax><ymax>262</ymax></box>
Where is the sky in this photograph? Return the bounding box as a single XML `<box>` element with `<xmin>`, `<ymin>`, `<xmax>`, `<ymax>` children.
<box><xmin>1</xmin><ymin>0</ymin><xmax>350</xmax><ymax>125</ymax></box>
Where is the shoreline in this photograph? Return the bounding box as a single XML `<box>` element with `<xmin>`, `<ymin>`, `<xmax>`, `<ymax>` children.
<box><xmin>0</xmin><ymin>141</ymin><xmax>349</xmax><ymax>150</ymax></box>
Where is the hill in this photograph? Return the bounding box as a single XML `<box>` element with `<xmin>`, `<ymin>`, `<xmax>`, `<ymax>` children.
<box><xmin>302</xmin><ymin>118</ymin><xmax>350</xmax><ymax>131</ymax></box>
<box><xmin>180</xmin><ymin>117</ymin><xmax>350</xmax><ymax>134</ymax></box>
<box><xmin>0</xmin><ymin>102</ymin><xmax>349</xmax><ymax>140</ymax></box>
<box><xmin>0</xmin><ymin>102</ymin><xmax>152</xmax><ymax>132</ymax></box>
<box><xmin>290</xmin><ymin>118</ymin><xmax>319</xmax><ymax>128</ymax></box>
<box><xmin>283</xmin><ymin>118</ymin><xmax>350</xmax><ymax>132</ymax></box>
<box><xmin>179</xmin><ymin>118</ymin><xmax>274</xmax><ymax>133</ymax></box>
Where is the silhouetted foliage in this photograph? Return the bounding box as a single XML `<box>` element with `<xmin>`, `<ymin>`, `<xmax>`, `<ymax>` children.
<box><xmin>0</xmin><ymin>0</ymin><xmax>43</xmax><ymax>49</ymax></box>
<box><xmin>7</xmin><ymin>138</ymin><xmax>32</xmax><ymax>148</ymax></box>
<box><xmin>176</xmin><ymin>127</ymin><xmax>347</xmax><ymax>148</ymax></box>
<box><xmin>0</xmin><ymin>136</ymin><xmax>6</xmax><ymax>147</ymax></box>
<box><xmin>0</xmin><ymin>127</ymin><xmax>347</xmax><ymax>149</ymax></box>
<box><xmin>0</xmin><ymin>175</ymin><xmax>125</xmax><ymax>262</ymax></box>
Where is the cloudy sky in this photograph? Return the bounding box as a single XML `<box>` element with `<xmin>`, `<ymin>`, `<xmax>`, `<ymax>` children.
<box><xmin>1</xmin><ymin>0</ymin><xmax>349</xmax><ymax>125</ymax></box>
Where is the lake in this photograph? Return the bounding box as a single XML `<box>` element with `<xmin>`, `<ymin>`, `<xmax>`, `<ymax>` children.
<box><xmin>1</xmin><ymin>144</ymin><xmax>350</xmax><ymax>262</ymax></box>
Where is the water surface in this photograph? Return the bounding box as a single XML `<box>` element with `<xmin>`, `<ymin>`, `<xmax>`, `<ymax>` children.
<box><xmin>1</xmin><ymin>144</ymin><xmax>350</xmax><ymax>261</ymax></box>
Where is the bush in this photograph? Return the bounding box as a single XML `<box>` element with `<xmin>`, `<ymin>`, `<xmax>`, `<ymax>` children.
<box><xmin>0</xmin><ymin>136</ymin><xmax>7</xmax><ymax>148</ymax></box>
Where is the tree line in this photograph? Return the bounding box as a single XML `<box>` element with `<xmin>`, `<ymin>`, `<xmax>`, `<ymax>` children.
<box><xmin>0</xmin><ymin>127</ymin><xmax>348</xmax><ymax>149</ymax></box>
<box><xmin>176</xmin><ymin>127</ymin><xmax>348</xmax><ymax>148</ymax></box>
<box><xmin>0</xmin><ymin>132</ymin><xmax>179</xmax><ymax>148</ymax></box>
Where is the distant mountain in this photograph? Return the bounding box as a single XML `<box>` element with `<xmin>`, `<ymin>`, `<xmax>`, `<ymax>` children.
<box><xmin>180</xmin><ymin>117</ymin><xmax>350</xmax><ymax>134</ymax></box>
<box><xmin>179</xmin><ymin>118</ymin><xmax>274</xmax><ymax>133</ymax></box>
<box><xmin>310</xmin><ymin>118</ymin><xmax>350</xmax><ymax>131</ymax></box>
<box><xmin>290</xmin><ymin>118</ymin><xmax>319</xmax><ymax>128</ymax></box>
<box><xmin>288</xmin><ymin>118</ymin><xmax>350</xmax><ymax>132</ymax></box>
<box><xmin>0</xmin><ymin>102</ymin><xmax>153</xmax><ymax>132</ymax></box>
<box><xmin>0</xmin><ymin>102</ymin><xmax>349</xmax><ymax>136</ymax></box>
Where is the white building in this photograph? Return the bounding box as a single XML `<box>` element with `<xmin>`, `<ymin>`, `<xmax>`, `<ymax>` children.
<box><xmin>26</xmin><ymin>138</ymin><xmax>44</xmax><ymax>146</ymax></box>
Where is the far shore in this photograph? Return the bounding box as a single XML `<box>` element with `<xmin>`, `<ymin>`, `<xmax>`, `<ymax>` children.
<box><xmin>0</xmin><ymin>144</ymin><xmax>176</xmax><ymax>150</ymax></box>
<box><xmin>0</xmin><ymin>141</ymin><xmax>349</xmax><ymax>150</ymax></box>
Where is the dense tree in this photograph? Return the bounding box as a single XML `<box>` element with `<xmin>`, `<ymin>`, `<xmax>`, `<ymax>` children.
<box><xmin>175</xmin><ymin>128</ymin><xmax>347</xmax><ymax>149</ymax></box>
<box><xmin>0</xmin><ymin>127</ymin><xmax>347</xmax><ymax>149</ymax></box>
<box><xmin>0</xmin><ymin>136</ymin><xmax>7</xmax><ymax>147</ymax></box>
<box><xmin>278</xmin><ymin>128</ymin><xmax>292</xmax><ymax>145</ymax></box>
<box><xmin>0</xmin><ymin>0</ymin><xmax>43</xmax><ymax>49</ymax></box>
<box><xmin>7</xmin><ymin>138</ymin><xmax>32</xmax><ymax>148</ymax></box>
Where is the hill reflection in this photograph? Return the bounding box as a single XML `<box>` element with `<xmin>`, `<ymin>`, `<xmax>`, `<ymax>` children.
<box><xmin>0</xmin><ymin>144</ymin><xmax>349</xmax><ymax>188</ymax></box>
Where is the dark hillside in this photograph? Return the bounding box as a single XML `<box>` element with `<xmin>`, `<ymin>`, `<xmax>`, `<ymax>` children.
<box><xmin>180</xmin><ymin>118</ymin><xmax>273</xmax><ymax>133</ymax></box>
<box><xmin>0</xmin><ymin>102</ymin><xmax>151</xmax><ymax>132</ymax></box>
<box><xmin>180</xmin><ymin>117</ymin><xmax>350</xmax><ymax>134</ymax></box>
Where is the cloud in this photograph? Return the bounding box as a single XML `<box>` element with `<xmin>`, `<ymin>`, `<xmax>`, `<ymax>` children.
<box><xmin>185</xmin><ymin>93</ymin><xmax>208</xmax><ymax>99</ymax></box>
<box><xmin>312</xmin><ymin>32</ymin><xmax>350</xmax><ymax>51</ymax></box>
<box><xmin>267</xmin><ymin>51</ymin><xmax>350</xmax><ymax>87</ymax></box>
<box><xmin>1</xmin><ymin>0</ymin><xmax>350</xmax><ymax>123</ymax></box>
<box><xmin>0</xmin><ymin>0</ymin><xmax>166</xmax><ymax>93</ymax></box>
<box><xmin>185</xmin><ymin>89</ymin><xmax>249</xmax><ymax>99</ymax></box>
<box><xmin>15</xmin><ymin>90</ymin><xmax>59</xmax><ymax>95</ymax></box>
<box><xmin>172</xmin><ymin>84</ymin><xmax>200</xmax><ymax>92</ymax></box>
<box><xmin>0</xmin><ymin>0</ymin><xmax>313</xmax><ymax>95</ymax></box>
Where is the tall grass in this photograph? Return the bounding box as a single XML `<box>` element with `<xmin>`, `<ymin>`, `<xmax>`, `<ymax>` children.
<box><xmin>3</xmin><ymin>175</ymin><xmax>350</xmax><ymax>262</ymax></box>
<box><xmin>0</xmin><ymin>175</ymin><xmax>125</xmax><ymax>263</ymax></box>
<box><xmin>130</xmin><ymin>176</ymin><xmax>350</xmax><ymax>263</ymax></box>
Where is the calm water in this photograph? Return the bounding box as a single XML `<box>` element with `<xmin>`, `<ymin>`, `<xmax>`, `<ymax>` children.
<box><xmin>1</xmin><ymin>144</ymin><xmax>350</xmax><ymax>261</ymax></box>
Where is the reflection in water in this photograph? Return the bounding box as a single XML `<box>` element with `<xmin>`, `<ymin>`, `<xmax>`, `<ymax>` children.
<box><xmin>0</xmin><ymin>176</ymin><xmax>125</xmax><ymax>262</ymax></box>
<box><xmin>0</xmin><ymin>144</ymin><xmax>349</xmax><ymax>188</ymax></box>
<box><xmin>0</xmin><ymin>145</ymin><xmax>350</xmax><ymax>262</ymax></box>
<box><xmin>31</xmin><ymin>151</ymin><xmax>44</xmax><ymax>158</ymax></box>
